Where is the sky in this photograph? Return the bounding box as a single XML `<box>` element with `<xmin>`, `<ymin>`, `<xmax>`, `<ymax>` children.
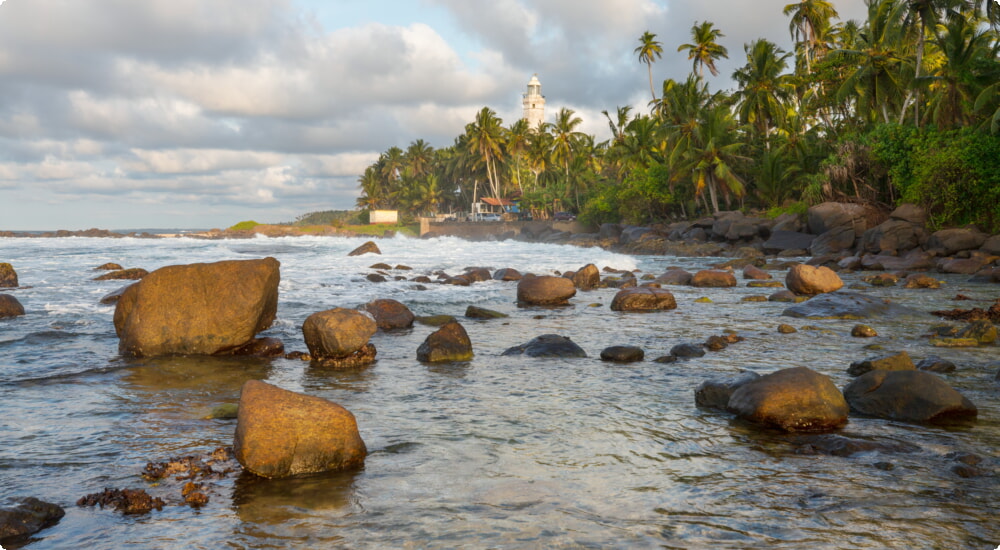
<box><xmin>0</xmin><ymin>0</ymin><xmax>868</xmax><ymax>231</ymax></box>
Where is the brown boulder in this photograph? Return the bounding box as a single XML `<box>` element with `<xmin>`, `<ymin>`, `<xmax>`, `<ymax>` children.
<box><xmin>572</xmin><ymin>263</ymin><xmax>601</xmax><ymax>290</ymax></box>
<box><xmin>347</xmin><ymin>241</ymin><xmax>381</xmax><ymax>256</ymax></box>
<box><xmin>359</xmin><ymin>298</ymin><xmax>414</xmax><ymax>330</ymax></box>
<box><xmin>95</xmin><ymin>262</ymin><xmax>124</xmax><ymax>271</ymax></box>
<box><xmin>727</xmin><ymin>367</ymin><xmax>849</xmax><ymax>432</ymax></box>
<box><xmin>492</xmin><ymin>268</ymin><xmax>522</xmax><ymax>281</ymax></box>
<box><xmin>903</xmin><ymin>273</ymin><xmax>941</xmax><ymax>289</ymax></box>
<box><xmin>114</xmin><ymin>258</ymin><xmax>280</xmax><ymax>357</ymax></box>
<box><xmin>691</xmin><ymin>270</ymin><xmax>737</xmax><ymax>288</ymax></box>
<box><xmin>926</xmin><ymin>228</ymin><xmax>988</xmax><ymax>255</ymax></box>
<box><xmin>742</xmin><ymin>265</ymin><xmax>771</xmax><ymax>280</ymax></box>
<box><xmin>516</xmin><ymin>275</ymin><xmax>576</xmax><ymax>305</ymax></box>
<box><xmin>0</xmin><ymin>262</ymin><xmax>19</xmax><ymax>287</ymax></box>
<box><xmin>785</xmin><ymin>264</ymin><xmax>843</xmax><ymax>295</ymax></box>
<box><xmin>303</xmin><ymin>308</ymin><xmax>377</xmax><ymax>359</ymax></box>
<box><xmin>233</xmin><ymin>380</ymin><xmax>366</xmax><ymax>479</ymax></box>
<box><xmin>0</xmin><ymin>294</ymin><xmax>25</xmax><ymax>318</ymax></box>
<box><xmin>843</xmin><ymin>370</ymin><xmax>977</xmax><ymax>424</ymax></box>
<box><xmin>94</xmin><ymin>268</ymin><xmax>149</xmax><ymax>281</ymax></box>
<box><xmin>655</xmin><ymin>268</ymin><xmax>693</xmax><ymax>285</ymax></box>
<box><xmin>610</xmin><ymin>287</ymin><xmax>677</xmax><ymax>312</ymax></box>
<box><xmin>847</xmin><ymin>351</ymin><xmax>915</xmax><ymax>376</ymax></box>
<box><xmin>416</xmin><ymin>320</ymin><xmax>473</xmax><ymax>362</ymax></box>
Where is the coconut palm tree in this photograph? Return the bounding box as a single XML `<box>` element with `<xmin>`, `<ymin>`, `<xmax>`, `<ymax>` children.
<box><xmin>505</xmin><ymin>118</ymin><xmax>530</xmax><ymax>192</ymax></box>
<box><xmin>464</xmin><ymin>107</ymin><xmax>506</xmax><ymax>202</ymax></box>
<box><xmin>635</xmin><ymin>31</ymin><xmax>664</xmax><ymax>101</ymax></box>
<box><xmin>784</xmin><ymin>0</ymin><xmax>840</xmax><ymax>73</ymax></box>
<box><xmin>548</xmin><ymin>108</ymin><xmax>585</xmax><ymax>209</ymax></box>
<box><xmin>675</xmin><ymin>105</ymin><xmax>748</xmax><ymax>213</ymax></box>
<box><xmin>677</xmin><ymin>21</ymin><xmax>729</xmax><ymax>78</ymax></box>
<box><xmin>920</xmin><ymin>14</ymin><xmax>995</xmax><ymax>127</ymax></box>
<box><xmin>404</xmin><ymin>139</ymin><xmax>434</xmax><ymax>179</ymax></box>
<box><xmin>732</xmin><ymin>39</ymin><xmax>796</xmax><ymax>147</ymax></box>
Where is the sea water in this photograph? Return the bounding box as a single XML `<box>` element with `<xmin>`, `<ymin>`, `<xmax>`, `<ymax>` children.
<box><xmin>1</xmin><ymin>235</ymin><xmax>997</xmax><ymax>549</ymax></box>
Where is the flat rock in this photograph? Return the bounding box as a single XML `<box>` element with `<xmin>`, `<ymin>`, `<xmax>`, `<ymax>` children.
<box><xmin>610</xmin><ymin>287</ymin><xmax>677</xmax><ymax>312</ymax></box>
<box><xmin>695</xmin><ymin>371</ymin><xmax>760</xmax><ymax>410</ymax></box>
<box><xmin>600</xmin><ymin>345</ymin><xmax>644</xmax><ymax>362</ymax></box>
<box><xmin>843</xmin><ymin>370</ymin><xmax>977</xmax><ymax>425</ymax></box>
<box><xmin>782</xmin><ymin>292</ymin><xmax>922</xmax><ymax>320</ymax></box>
<box><xmin>847</xmin><ymin>351</ymin><xmax>915</xmax><ymax>376</ymax></box>
<box><xmin>502</xmin><ymin>334</ymin><xmax>587</xmax><ymax>358</ymax></box>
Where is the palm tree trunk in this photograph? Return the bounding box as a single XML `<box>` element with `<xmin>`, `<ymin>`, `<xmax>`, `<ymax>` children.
<box><xmin>647</xmin><ymin>62</ymin><xmax>656</xmax><ymax>101</ymax></box>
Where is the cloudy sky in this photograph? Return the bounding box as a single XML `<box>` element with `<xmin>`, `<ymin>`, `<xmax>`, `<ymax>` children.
<box><xmin>0</xmin><ymin>0</ymin><xmax>867</xmax><ymax>231</ymax></box>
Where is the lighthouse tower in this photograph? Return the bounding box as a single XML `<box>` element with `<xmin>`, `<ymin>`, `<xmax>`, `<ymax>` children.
<box><xmin>522</xmin><ymin>74</ymin><xmax>545</xmax><ymax>129</ymax></box>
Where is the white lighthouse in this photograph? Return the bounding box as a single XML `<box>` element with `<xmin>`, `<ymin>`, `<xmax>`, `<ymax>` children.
<box><xmin>522</xmin><ymin>74</ymin><xmax>545</xmax><ymax>129</ymax></box>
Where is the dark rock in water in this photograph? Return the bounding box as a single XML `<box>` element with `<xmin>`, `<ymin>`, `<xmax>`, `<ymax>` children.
<box><xmin>843</xmin><ymin>370</ymin><xmax>977</xmax><ymax>425</ymax></box>
<box><xmin>572</xmin><ymin>263</ymin><xmax>601</xmax><ymax>290</ymax></box>
<box><xmin>0</xmin><ymin>294</ymin><xmax>26</xmax><ymax>318</ymax></box>
<box><xmin>704</xmin><ymin>335</ymin><xmax>728</xmax><ymax>351</ymax></box>
<box><xmin>670</xmin><ymin>343</ymin><xmax>705</xmax><ymax>358</ymax></box>
<box><xmin>94</xmin><ymin>268</ymin><xmax>149</xmax><ymax>281</ymax></box>
<box><xmin>691</xmin><ymin>270</ymin><xmax>737</xmax><ymax>288</ymax></box>
<box><xmin>777</xmin><ymin>324</ymin><xmax>797</xmax><ymax>334</ymax></box>
<box><xmin>655</xmin><ymin>268</ymin><xmax>692</xmax><ymax>286</ymax></box>
<box><xmin>727</xmin><ymin>367</ymin><xmax>849</xmax><ymax>433</ymax></box>
<box><xmin>792</xmin><ymin>434</ymin><xmax>919</xmax><ymax>457</ymax></box>
<box><xmin>303</xmin><ymin>307</ymin><xmax>377</xmax><ymax>362</ymax></box>
<box><xmin>311</xmin><ymin>344</ymin><xmax>377</xmax><ymax>369</ymax></box>
<box><xmin>0</xmin><ymin>497</ymin><xmax>65</xmax><ymax>540</ymax></box>
<box><xmin>695</xmin><ymin>371</ymin><xmax>760</xmax><ymax>410</ymax></box>
<box><xmin>99</xmin><ymin>284</ymin><xmax>135</xmax><ymax>305</ymax></box>
<box><xmin>851</xmin><ymin>324</ymin><xmax>878</xmax><ymax>338</ymax></box>
<box><xmin>956</xmin><ymin>320</ymin><xmax>997</xmax><ymax>345</ymax></box>
<box><xmin>968</xmin><ymin>266</ymin><xmax>1000</xmax><ymax>284</ymax></box>
<box><xmin>848</xmin><ymin>351</ymin><xmax>915</xmax><ymax>377</ymax></box>
<box><xmin>762</xmin><ymin>230</ymin><xmax>815</xmax><ymax>255</ymax></box>
<box><xmin>517</xmin><ymin>275</ymin><xmax>576</xmax><ymax>306</ymax></box>
<box><xmin>653</xmin><ymin>355</ymin><xmax>678</xmax><ymax>363</ymax></box>
<box><xmin>234</xmin><ymin>380</ymin><xmax>367</xmax><ymax>478</ymax></box>
<box><xmin>369</xmin><ymin>262</ymin><xmax>392</xmax><ymax>270</ymax></box>
<box><xmin>348</xmin><ymin>241</ymin><xmax>381</xmax><ymax>256</ymax></box>
<box><xmin>361</xmin><ymin>298</ymin><xmax>415</xmax><ymax>330</ymax></box>
<box><xmin>600</xmin><ymin>345</ymin><xmax>644</xmax><ymax>362</ymax></box>
<box><xmin>417</xmin><ymin>321</ymin><xmax>473</xmax><ymax>362</ymax></box>
<box><xmin>415</xmin><ymin>315</ymin><xmax>455</xmax><ymax>327</ymax></box>
<box><xmin>0</xmin><ymin>262</ymin><xmax>18</xmax><ymax>288</ymax></box>
<box><xmin>903</xmin><ymin>274</ymin><xmax>940</xmax><ymax>289</ymax></box>
<box><xmin>220</xmin><ymin>337</ymin><xmax>285</xmax><ymax>358</ymax></box>
<box><xmin>783</xmin><ymin>291</ymin><xmax>922</xmax><ymax>320</ymax></box>
<box><xmin>610</xmin><ymin>287</ymin><xmax>677</xmax><ymax>312</ymax></box>
<box><xmin>366</xmin><ymin>273</ymin><xmax>387</xmax><ymax>283</ymax></box>
<box><xmin>463</xmin><ymin>267</ymin><xmax>493</xmax><ymax>283</ymax></box>
<box><xmin>916</xmin><ymin>355</ymin><xmax>957</xmax><ymax>373</ymax></box>
<box><xmin>742</xmin><ymin>264</ymin><xmax>772</xmax><ymax>280</ymax></box>
<box><xmin>769</xmin><ymin>290</ymin><xmax>800</xmax><ymax>303</ymax></box>
<box><xmin>77</xmin><ymin>488</ymin><xmax>164</xmax><ymax>515</ymax></box>
<box><xmin>493</xmin><ymin>268</ymin><xmax>522</xmax><ymax>281</ymax></box>
<box><xmin>502</xmin><ymin>334</ymin><xmax>587</xmax><ymax>358</ymax></box>
<box><xmin>465</xmin><ymin>305</ymin><xmax>507</xmax><ymax>319</ymax></box>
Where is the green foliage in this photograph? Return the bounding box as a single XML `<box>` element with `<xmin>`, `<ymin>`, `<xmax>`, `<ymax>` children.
<box><xmin>229</xmin><ymin>220</ymin><xmax>260</xmax><ymax>231</ymax></box>
<box><xmin>580</xmin><ymin>164</ymin><xmax>676</xmax><ymax>225</ymax></box>
<box><xmin>765</xmin><ymin>201</ymin><xmax>809</xmax><ymax>219</ymax></box>
<box><xmin>293</xmin><ymin>210</ymin><xmax>362</xmax><ymax>226</ymax></box>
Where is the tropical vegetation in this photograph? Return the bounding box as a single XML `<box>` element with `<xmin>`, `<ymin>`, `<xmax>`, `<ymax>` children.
<box><xmin>357</xmin><ymin>0</ymin><xmax>1000</xmax><ymax>232</ymax></box>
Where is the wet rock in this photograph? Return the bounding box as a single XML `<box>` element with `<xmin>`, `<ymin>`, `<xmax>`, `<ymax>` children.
<box><xmin>786</xmin><ymin>264</ymin><xmax>843</xmax><ymax>296</ymax></box>
<box><xmin>417</xmin><ymin>321</ymin><xmax>473</xmax><ymax>362</ymax></box>
<box><xmin>94</xmin><ymin>268</ymin><xmax>149</xmax><ymax>281</ymax></box>
<box><xmin>655</xmin><ymin>268</ymin><xmax>692</xmax><ymax>285</ymax></box>
<box><xmin>929</xmin><ymin>337</ymin><xmax>979</xmax><ymax>348</ymax></box>
<box><xmin>0</xmin><ymin>497</ymin><xmax>65</xmax><ymax>540</ymax></box>
<box><xmin>782</xmin><ymin>291</ymin><xmax>920</xmax><ymax>320</ymax></box>
<box><xmin>463</xmin><ymin>267</ymin><xmax>493</xmax><ymax>283</ymax></box>
<box><xmin>610</xmin><ymin>287</ymin><xmax>677</xmax><ymax>312</ymax></box>
<box><xmin>843</xmin><ymin>370</ymin><xmax>977</xmax><ymax>424</ymax></box>
<box><xmin>209</xmin><ymin>403</ymin><xmax>239</xmax><ymax>419</ymax></box>
<box><xmin>600</xmin><ymin>345</ymin><xmax>644</xmax><ymax>363</ymax></box>
<box><xmin>742</xmin><ymin>265</ymin><xmax>772</xmax><ymax>280</ymax></box>
<box><xmin>778</xmin><ymin>324</ymin><xmax>797</xmax><ymax>334</ymax></box>
<box><xmin>862</xmin><ymin>273</ymin><xmax>898</xmax><ymax>287</ymax></box>
<box><xmin>465</xmin><ymin>305</ymin><xmax>508</xmax><ymax>319</ymax></box>
<box><xmin>303</xmin><ymin>307</ymin><xmax>377</xmax><ymax>363</ymax></box>
<box><xmin>77</xmin><ymin>488</ymin><xmax>164</xmax><ymax>515</ymax></box>
<box><xmin>670</xmin><ymin>343</ymin><xmax>705</xmax><ymax>358</ymax></box>
<box><xmin>221</xmin><ymin>337</ymin><xmax>285</xmax><ymax>358</ymax></box>
<box><xmin>234</xmin><ymin>380</ymin><xmax>366</xmax><ymax>478</ymax></box>
<box><xmin>366</xmin><ymin>273</ymin><xmax>387</xmax><ymax>283</ymax></box>
<box><xmin>694</xmin><ymin>371</ymin><xmax>760</xmax><ymax>410</ymax></box>
<box><xmin>395</xmin><ymin>264</ymin><xmax>412</xmax><ymax>271</ymax></box>
<box><xmin>0</xmin><ymin>294</ymin><xmax>25</xmax><ymax>318</ymax></box>
<box><xmin>968</xmin><ymin>266</ymin><xmax>1000</xmax><ymax>283</ymax></box>
<box><xmin>704</xmin><ymin>335</ymin><xmax>728</xmax><ymax>351</ymax></box>
<box><xmin>691</xmin><ymin>270</ymin><xmax>737</xmax><ymax>288</ymax></box>
<box><xmin>903</xmin><ymin>273</ymin><xmax>941</xmax><ymax>289</ymax></box>
<box><xmin>99</xmin><ymin>284</ymin><xmax>134</xmax><ymax>305</ymax></box>
<box><xmin>956</xmin><ymin>320</ymin><xmax>996</xmax><ymax>345</ymax></box>
<box><xmin>113</xmin><ymin>258</ymin><xmax>280</xmax><ymax>358</ymax></box>
<box><xmin>926</xmin><ymin>227</ymin><xmax>987</xmax><ymax>256</ymax></box>
<box><xmin>572</xmin><ymin>263</ymin><xmax>601</xmax><ymax>290</ymax></box>
<box><xmin>516</xmin><ymin>275</ymin><xmax>576</xmax><ymax>306</ymax></box>
<box><xmin>847</xmin><ymin>351</ymin><xmax>915</xmax><ymax>377</ymax></box>
<box><xmin>0</xmin><ymin>262</ymin><xmax>18</xmax><ymax>287</ymax></box>
<box><xmin>653</xmin><ymin>355</ymin><xmax>678</xmax><ymax>363</ymax></box>
<box><xmin>747</xmin><ymin>281</ymin><xmax>783</xmax><ymax>288</ymax></box>
<box><xmin>360</xmin><ymin>298</ymin><xmax>415</xmax><ymax>330</ymax></box>
<box><xmin>851</xmin><ymin>324</ymin><xmax>878</xmax><ymax>338</ymax></box>
<box><xmin>347</xmin><ymin>241</ymin><xmax>381</xmax><ymax>256</ymax></box>
<box><xmin>369</xmin><ymin>262</ymin><xmax>392</xmax><ymax>270</ymax></box>
<box><xmin>916</xmin><ymin>355</ymin><xmax>957</xmax><ymax>373</ymax></box>
<box><xmin>792</xmin><ymin>434</ymin><xmax>918</xmax><ymax>457</ymax></box>
<box><xmin>492</xmin><ymin>268</ymin><xmax>522</xmax><ymax>281</ymax></box>
<box><xmin>762</xmin><ymin>230</ymin><xmax>815</xmax><ymax>255</ymax></box>
<box><xmin>141</xmin><ymin>447</ymin><xmax>237</xmax><ymax>482</ymax></box>
<box><xmin>743</xmin><ymin>295</ymin><xmax>768</xmax><ymax>302</ymax></box>
<box><xmin>415</xmin><ymin>315</ymin><xmax>455</xmax><ymax>327</ymax></box>
<box><xmin>769</xmin><ymin>290</ymin><xmax>800</xmax><ymax>303</ymax></box>
<box><xmin>502</xmin><ymin>334</ymin><xmax>587</xmax><ymax>358</ymax></box>
<box><xmin>727</xmin><ymin>367</ymin><xmax>849</xmax><ymax>432</ymax></box>
<box><xmin>930</xmin><ymin>298</ymin><xmax>1000</xmax><ymax>322</ymax></box>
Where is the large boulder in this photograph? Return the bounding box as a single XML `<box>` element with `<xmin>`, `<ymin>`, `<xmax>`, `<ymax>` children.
<box><xmin>807</xmin><ymin>202</ymin><xmax>869</xmax><ymax>238</ymax></box>
<box><xmin>0</xmin><ymin>497</ymin><xmax>65</xmax><ymax>541</ymax></box>
<box><xmin>782</xmin><ymin>291</ymin><xmax>921</xmax><ymax>319</ymax></box>
<box><xmin>359</xmin><ymin>298</ymin><xmax>414</xmax><ymax>330</ymax></box>
<box><xmin>492</xmin><ymin>268</ymin><xmax>522</xmax><ymax>281</ymax></box>
<box><xmin>303</xmin><ymin>308</ymin><xmax>377</xmax><ymax>363</ymax></box>
<box><xmin>416</xmin><ymin>321</ymin><xmax>473</xmax><ymax>362</ymax></box>
<box><xmin>233</xmin><ymin>380</ymin><xmax>366</xmax><ymax>479</ymax></box>
<box><xmin>889</xmin><ymin>203</ymin><xmax>927</xmax><ymax>225</ymax></box>
<box><xmin>860</xmin><ymin>219</ymin><xmax>924</xmax><ymax>254</ymax></box>
<box><xmin>0</xmin><ymin>263</ymin><xmax>18</xmax><ymax>287</ymax></box>
<box><xmin>572</xmin><ymin>264</ymin><xmax>601</xmax><ymax>290</ymax></box>
<box><xmin>926</xmin><ymin>228</ymin><xmax>988</xmax><ymax>256</ymax></box>
<box><xmin>347</xmin><ymin>241</ymin><xmax>381</xmax><ymax>256</ymax></box>
<box><xmin>785</xmin><ymin>264</ymin><xmax>843</xmax><ymax>295</ymax></box>
<box><xmin>691</xmin><ymin>270</ymin><xmax>737</xmax><ymax>288</ymax></box>
<box><xmin>655</xmin><ymin>268</ymin><xmax>693</xmax><ymax>286</ymax></box>
<box><xmin>0</xmin><ymin>294</ymin><xmax>25</xmax><ymax>318</ymax></box>
<box><xmin>695</xmin><ymin>371</ymin><xmax>760</xmax><ymax>410</ymax></box>
<box><xmin>810</xmin><ymin>226</ymin><xmax>856</xmax><ymax>256</ymax></box>
<box><xmin>843</xmin><ymin>370</ymin><xmax>977</xmax><ymax>424</ymax></box>
<box><xmin>502</xmin><ymin>334</ymin><xmax>587</xmax><ymax>358</ymax></box>
<box><xmin>516</xmin><ymin>275</ymin><xmax>576</xmax><ymax>305</ymax></box>
<box><xmin>114</xmin><ymin>258</ymin><xmax>280</xmax><ymax>357</ymax></box>
<box><xmin>762</xmin><ymin>230</ymin><xmax>815</xmax><ymax>255</ymax></box>
<box><xmin>726</xmin><ymin>367</ymin><xmax>849</xmax><ymax>432</ymax></box>
<box><xmin>610</xmin><ymin>287</ymin><xmax>677</xmax><ymax>312</ymax></box>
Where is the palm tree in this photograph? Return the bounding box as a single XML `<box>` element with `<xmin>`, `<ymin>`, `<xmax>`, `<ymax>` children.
<box><xmin>380</xmin><ymin>146</ymin><xmax>405</xmax><ymax>185</ymax></box>
<box><xmin>404</xmin><ymin>139</ymin><xmax>434</xmax><ymax>179</ymax></box>
<box><xmin>465</xmin><ymin>107</ymin><xmax>506</xmax><ymax>203</ymax></box>
<box><xmin>602</xmin><ymin>105</ymin><xmax>633</xmax><ymax>146</ymax></box>
<box><xmin>675</xmin><ymin>106</ymin><xmax>748</xmax><ymax>213</ymax></box>
<box><xmin>677</xmin><ymin>21</ymin><xmax>729</xmax><ymax>78</ymax></box>
<box><xmin>732</xmin><ymin>39</ymin><xmax>796</xmax><ymax>147</ymax></box>
<box><xmin>635</xmin><ymin>31</ymin><xmax>663</xmax><ymax>101</ymax></box>
<box><xmin>526</xmin><ymin>130</ymin><xmax>552</xmax><ymax>191</ymax></box>
<box><xmin>920</xmin><ymin>14</ymin><xmax>994</xmax><ymax>127</ymax></box>
<box><xmin>505</xmin><ymin>119</ymin><xmax>530</xmax><ymax>192</ymax></box>
<box><xmin>548</xmin><ymin>108</ymin><xmax>585</xmax><ymax>209</ymax></box>
<box><xmin>783</xmin><ymin>0</ymin><xmax>840</xmax><ymax>73</ymax></box>
<box><xmin>903</xmin><ymin>0</ymin><xmax>967</xmax><ymax>124</ymax></box>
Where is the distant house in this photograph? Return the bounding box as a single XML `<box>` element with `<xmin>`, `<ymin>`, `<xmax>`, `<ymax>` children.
<box><xmin>370</xmin><ymin>210</ymin><xmax>398</xmax><ymax>224</ymax></box>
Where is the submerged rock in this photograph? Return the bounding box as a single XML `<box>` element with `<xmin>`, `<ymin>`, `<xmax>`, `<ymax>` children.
<box><xmin>0</xmin><ymin>497</ymin><xmax>65</xmax><ymax>540</ymax></box>
<box><xmin>93</xmin><ymin>268</ymin><xmax>149</xmax><ymax>281</ymax></box>
<box><xmin>502</xmin><ymin>334</ymin><xmax>587</xmax><ymax>358</ymax></box>
<box><xmin>347</xmin><ymin>241</ymin><xmax>381</xmax><ymax>256</ymax></box>
<box><xmin>847</xmin><ymin>351</ymin><xmax>915</xmax><ymax>376</ymax></box>
<box><xmin>465</xmin><ymin>305</ymin><xmax>508</xmax><ymax>319</ymax></box>
<box><xmin>417</xmin><ymin>321</ymin><xmax>473</xmax><ymax>362</ymax></box>
<box><xmin>360</xmin><ymin>298</ymin><xmax>415</xmax><ymax>330</ymax></box>
<box><xmin>792</xmin><ymin>434</ymin><xmax>919</xmax><ymax>457</ymax></box>
<box><xmin>916</xmin><ymin>355</ymin><xmax>957</xmax><ymax>373</ymax></box>
<box><xmin>517</xmin><ymin>275</ymin><xmax>576</xmax><ymax>306</ymax></box>
<box><xmin>0</xmin><ymin>294</ymin><xmax>25</xmax><ymax>318</ymax></box>
<box><xmin>600</xmin><ymin>345</ymin><xmax>644</xmax><ymax>363</ymax></box>
<box><xmin>782</xmin><ymin>291</ymin><xmax>921</xmax><ymax>320</ymax></box>
<box><xmin>695</xmin><ymin>371</ymin><xmax>760</xmax><ymax>410</ymax></box>
<box><xmin>843</xmin><ymin>370</ymin><xmax>977</xmax><ymax>424</ymax></box>
<box><xmin>77</xmin><ymin>488</ymin><xmax>164</xmax><ymax>515</ymax></box>
<box><xmin>0</xmin><ymin>263</ymin><xmax>18</xmax><ymax>287</ymax></box>
<box><xmin>610</xmin><ymin>287</ymin><xmax>677</xmax><ymax>312</ymax></box>
<box><xmin>234</xmin><ymin>380</ymin><xmax>367</xmax><ymax>478</ymax></box>
<box><xmin>670</xmin><ymin>343</ymin><xmax>705</xmax><ymax>358</ymax></box>
<box><xmin>727</xmin><ymin>367</ymin><xmax>849</xmax><ymax>432</ymax></box>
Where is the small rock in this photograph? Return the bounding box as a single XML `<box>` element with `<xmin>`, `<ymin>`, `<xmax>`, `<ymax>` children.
<box><xmin>502</xmin><ymin>334</ymin><xmax>587</xmax><ymax>358</ymax></box>
<box><xmin>366</xmin><ymin>273</ymin><xmax>387</xmax><ymax>283</ymax></box>
<box><xmin>94</xmin><ymin>268</ymin><xmax>149</xmax><ymax>281</ymax></box>
<box><xmin>360</xmin><ymin>298</ymin><xmax>415</xmax><ymax>330</ymax></box>
<box><xmin>847</xmin><ymin>351</ymin><xmax>915</xmax><ymax>377</ymax></box>
<box><xmin>694</xmin><ymin>371</ymin><xmax>760</xmax><ymax>410</ymax></box>
<box><xmin>516</xmin><ymin>275</ymin><xmax>576</xmax><ymax>306</ymax></box>
<box><xmin>704</xmin><ymin>335</ymin><xmax>728</xmax><ymax>351</ymax></box>
<box><xmin>747</xmin><ymin>281</ymin><xmax>784</xmax><ymax>288</ymax></box>
<box><xmin>492</xmin><ymin>268</ymin><xmax>522</xmax><ymax>281</ymax></box>
<box><xmin>916</xmin><ymin>355</ymin><xmax>957</xmax><ymax>373</ymax></box>
<box><xmin>348</xmin><ymin>241</ymin><xmax>381</xmax><ymax>256</ymax></box>
<box><xmin>903</xmin><ymin>274</ymin><xmax>941</xmax><ymax>289</ymax></box>
<box><xmin>778</xmin><ymin>324</ymin><xmax>797</xmax><ymax>334</ymax></box>
<box><xmin>416</xmin><ymin>315</ymin><xmax>455</xmax><ymax>326</ymax></box>
<box><xmin>416</xmin><ymin>321</ymin><xmax>474</xmax><ymax>362</ymax></box>
<box><xmin>670</xmin><ymin>343</ymin><xmax>705</xmax><ymax>358</ymax></box>
<box><xmin>209</xmin><ymin>403</ymin><xmax>239</xmax><ymax>419</ymax></box>
<box><xmin>0</xmin><ymin>497</ymin><xmax>65</xmax><ymax>540</ymax></box>
<box><xmin>0</xmin><ymin>262</ymin><xmax>18</xmax><ymax>287</ymax></box>
<box><xmin>851</xmin><ymin>324</ymin><xmax>878</xmax><ymax>338</ymax></box>
<box><xmin>302</xmin><ymin>308</ymin><xmax>377</xmax><ymax>361</ymax></box>
<box><xmin>610</xmin><ymin>287</ymin><xmax>677</xmax><ymax>312</ymax></box>
<box><xmin>600</xmin><ymin>345</ymin><xmax>644</xmax><ymax>362</ymax></box>
<box><xmin>956</xmin><ymin>320</ymin><xmax>996</xmax><ymax>345</ymax></box>
<box><xmin>0</xmin><ymin>294</ymin><xmax>26</xmax><ymax>318</ymax></box>
<box><xmin>742</xmin><ymin>296</ymin><xmax>767</xmax><ymax>302</ymax></box>
<box><xmin>742</xmin><ymin>265</ymin><xmax>771</xmax><ymax>280</ymax></box>
<box><xmin>369</xmin><ymin>262</ymin><xmax>392</xmax><ymax>270</ymax></box>
<box><xmin>95</xmin><ymin>262</ymin><xmax>123</xmax><ymax>271</ymax></box>
<box><xmin>77</xmin><ymin>488</ymin><xmax>164</xmax><ymax>515</ymax></box>
<box><xmin>465</xmin><ymin>306</ymin><xmax>508</xmax><ymax>319</ymax></box>
<box><xmin>694</xmin><ymin>297</ymin><xmax>713</xmax><ymax>303</ymax></box>
<box><xmin>843</xmin><ymin>370</ymin><xmax>977</xmax><ymax>424</ymax></box>
<box><xmin>653</xmin><ymin>355</ymin><xmax>678</xmax><ymax>363</ymax></box>
<box><xmin>691</xmin><ymin>270</ymin><xmax>737</xmax><ymax>288</ymax></box>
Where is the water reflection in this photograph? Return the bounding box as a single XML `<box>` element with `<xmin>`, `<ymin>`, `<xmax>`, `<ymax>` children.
<box><xmin>231</xmin><ymin>469</ymin><xmax>361</xmax><ymax>524</ymax></box>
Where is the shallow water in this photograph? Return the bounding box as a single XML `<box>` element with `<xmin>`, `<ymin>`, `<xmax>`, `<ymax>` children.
<box><xmin>1</xmin><ymin>235</ymin><xmax>998</xmax><ymax>549</ymax></box>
